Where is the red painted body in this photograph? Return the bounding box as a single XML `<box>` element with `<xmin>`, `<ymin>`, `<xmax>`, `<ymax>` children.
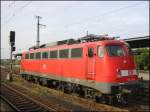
<box><xmin>20</xmin><ymin>40</ymin><xmax>138</xmax><ymax>88</ymax></box>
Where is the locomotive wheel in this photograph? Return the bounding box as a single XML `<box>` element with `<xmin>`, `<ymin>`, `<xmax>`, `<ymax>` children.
<box><xmin>79</xmin><ymin>90</ymin><xmax>85</xmax><ymax>97</ymax></box>
<box><xmin>101</xmin><ymin>95</ymin><xmax>109</xmax><ymax>104</ymax></box>
<box><xmin>64</xmin><ymin>84</ymin><xmax>72</xmax><ymax>94</ymax></box>
<box><xmin>95</xmin><ymin>95</ymin><xmax>101</xmax><ymax>102</ymax></box>
<box><xmin>111</xmin><ymin>95</ymin><xmax>119</xmax><ymax>106</ymax></box>
<box><xmin>56</xmin><ymin>81</ymin><xmax>65</xmax><ymax>92</ymax></box>
<box><xmin>95</xmin><ymin>94</ymin><xmax>109</xmax><ymax>104</ymax></box>
<box><xmin>78</xmin><ymin>86</ymin><xmax>85</xmax><ymax>97</ymax></box>
<box><xmin>115</xmin><ymin>93</ymin><xmax>128</xmax><ymax>106</ymax></box>
<box><xmin>38</xmin><ymin>78</ymin><xmax>43</xmax><ymax>85</ymax></box>
<box><xmin>121</xmin><ymin>93</ymin><xmax>128</xmax><ymax>106</ymax></box>
<box><xmin>47</xmin><ymin>80</ymin><xmax>54</xmax><ymax>88</ymax></box>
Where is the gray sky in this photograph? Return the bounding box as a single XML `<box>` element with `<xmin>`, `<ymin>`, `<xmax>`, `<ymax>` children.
<box><xmin>1</xmin><ymin>1</ymin><xmax>149</xmax><ymax>59</ymax></box>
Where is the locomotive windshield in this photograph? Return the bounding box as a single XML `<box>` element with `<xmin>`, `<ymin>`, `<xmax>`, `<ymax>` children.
<box><xmin>106</xmin><ymin>45</ymin><xmax>125</xmax><ymax>57</ymax></box>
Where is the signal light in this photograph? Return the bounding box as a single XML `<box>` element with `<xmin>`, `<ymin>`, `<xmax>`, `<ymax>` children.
<box><xmin>11</xmin><ymin>46</ymin><xmax>16</xmax><ymax>51</ymax></box>
<box><xmin>11</xmin><ymin>42</ymin><xmax>15</xmax><ymax>46</ymax></box>
<box><xmin>10</xmin><ymin>31</ymin><xmax>15</xmax><ymax>43</ymax></box>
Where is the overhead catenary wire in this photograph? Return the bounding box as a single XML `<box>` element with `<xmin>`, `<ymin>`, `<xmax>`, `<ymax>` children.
<box><xmin>65</xmin><ymin>1</ymin><xmax>145</xmax><ymax>28</ymax></box>
<box><xmin>4</xmin><ymin>1</ymin><xmax>16</xmax><ymax>21</ymax></box>
<box><xmin>2</xmin><ymin>1</ymin><xmax>16</xmax><ymax>25</ymax></box>
<box><xmin>7</xmin><ymin>1</ymin><xmax>15</xmax><ymax>8</ymax></box>
<box><xmin>2</xmin><ymin>1</ymin><xmax>32</xmax><ymax>56</ymax></box>
<box><xmin>4</xmin><ymin>1</ymin><xmax>32</xmax><ymax>24</ymax></box>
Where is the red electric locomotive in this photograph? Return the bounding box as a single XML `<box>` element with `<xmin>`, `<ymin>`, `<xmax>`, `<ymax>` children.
<box><xmin>20</xmin><ymin>34</ymin><xmax>140</xmax><ymax>104</ymax></box>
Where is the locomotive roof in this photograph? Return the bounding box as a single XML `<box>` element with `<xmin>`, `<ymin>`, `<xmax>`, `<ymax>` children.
<box><xmin>23</xmin><ymin>39</ymin><xmax>125</xmax><ymax>54</ymax></box>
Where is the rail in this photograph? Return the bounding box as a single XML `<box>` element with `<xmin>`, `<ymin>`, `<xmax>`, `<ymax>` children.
<box><xmin>0</xmin><ymin>83</ymin><xmax>57</xmax><ymax>112</ymax></box>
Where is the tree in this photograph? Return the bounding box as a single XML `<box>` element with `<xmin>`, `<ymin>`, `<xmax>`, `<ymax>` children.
<box><xmin>135</xmin><ymin>48</ymin><xmax>150</xmax><ymax>70</ymax></box>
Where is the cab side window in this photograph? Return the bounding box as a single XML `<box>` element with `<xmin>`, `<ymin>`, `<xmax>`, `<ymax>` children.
<box><xmin>98</xmin><ymin>46</ymin><xmax>104</xmax><ymax>57</ymax></box>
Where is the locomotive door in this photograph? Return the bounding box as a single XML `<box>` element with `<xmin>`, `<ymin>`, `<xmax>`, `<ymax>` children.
<box><xmin>86</xmin><ymin>46</ymin><xmax>96</xmax><ymax>80</ymax></box>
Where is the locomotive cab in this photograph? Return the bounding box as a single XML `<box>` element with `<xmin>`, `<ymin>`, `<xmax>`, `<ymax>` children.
<box><xmin>105</xmin><ymin>42</ymin><xmax>138</xmax><ymax>83</ymax></box>
<box><xmin>95</xmin><ymin>40</ymin><xmax>141</xmax><ymax>104</ymax></box>
<box><xmin>96</xmin><ymin>41</ymin><xmax>138</xmax><ymax>82</ymax></box>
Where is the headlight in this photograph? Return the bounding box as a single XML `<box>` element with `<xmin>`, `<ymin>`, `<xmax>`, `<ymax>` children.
<box><xmin>120</xmin><ymin>70</ymin><xmax>128</xmax><ymax>76</ymax></box>
<box><xmin>133</xmin><ymin>69</ymin><xmax>136</xmax><ymax>75</ymax></box>
<box><xmin>133</xmin><ymin>69</ymin><xmax>139</xmax><ymax>75</ymax></box>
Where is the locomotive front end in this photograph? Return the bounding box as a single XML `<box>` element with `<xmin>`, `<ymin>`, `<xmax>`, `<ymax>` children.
<box><xmin>103</xmin><ymin>40</ymin><xmax>142</xmax><ymax>104</ymax></box>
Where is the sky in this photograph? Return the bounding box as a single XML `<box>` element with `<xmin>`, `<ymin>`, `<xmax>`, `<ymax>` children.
<box><xmin>1</xmin><ymin>1</ymin><xmax>149</xmax><ymax>59</ymax></box>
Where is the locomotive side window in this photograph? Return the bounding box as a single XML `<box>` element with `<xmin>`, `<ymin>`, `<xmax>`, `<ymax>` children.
<box><xmin>71</xmin><ymin>48</ymin><xmax>83</xmax><ymax>58</ymax></box>
<box><xmin>98</xmin><ymin>46</ymin><xmax>104</xmax><ymax>57</ymax></box>
<box><xmin>25</xmin><ymin>53</ymin><xmax>29</xmax><ymax>59</ymax></box>
<box><xmin>50</xmin><ymin>50</ymin><xmax>57</xmax><ymax>58</ymax></box>
<box><xmin>35</xmin><ymin>52</ymin><xmax>41</xmax><ymax>59</ymax></box>
<box><xmin>30</xmin><ymin>53</ymin><xmax>34</xmax><ymax>59</ymax></box>
<box><xmin>42</xmin><ymin>52</ymin><xmax>48</xmax><ymax>59</ymax></box>
<box><xmin>106</xmin><ymin>45</ymin><xmax>125</xmax><ymax>57</ymax></box>
<box><xmin>59</xmin><ymin>49</ymin><xmax>69</xmax><ymax>58</ymax></box>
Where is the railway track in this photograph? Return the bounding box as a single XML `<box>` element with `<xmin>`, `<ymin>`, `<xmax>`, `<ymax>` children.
<box><xmin>0</xmin><ymin>83</ymin><xmax>57</xmax><ymax>112</ymax></box>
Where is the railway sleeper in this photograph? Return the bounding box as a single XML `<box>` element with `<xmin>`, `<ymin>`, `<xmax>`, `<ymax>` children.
<box><xmin>5</xmin><ymin>95</ymin><xmax>28</xmax><ymax>101</ymax></box>
<box><xmin>1</xmin><ymin>95</ymin><xmax>27</xmax><ymax>103</ymax></box>
<box><xmin>4</xmin><ymin>95</ymin><xmax>23</xmax><ymax>100</ymax></box>
<box><xmin>10</xmin><ymin>97</ymin><xmax>28</xmax><ymax>101</ymax></box>
<box><xmin>14</xmin><ymin>101</ymin><xmax>35</xmax><ymax>106</ymax></box>
<box><xmin>9</xmin><ymin>99</ymin><xmax>29</xmax><ymax>104</ymax></box>
<box><xmin>4</xmin><ymin>93</ymin><xmax>25</xmax><ymax>98</ymax></box>
<box><xmin>19</xmin><ymin>106</ymin><xmax>45</xmax><ymax>112</ymax></box>
<box><xmin>16</xmin><ymin>104</ymin><xmax>41</xmax><ymax>109</ymax></box>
